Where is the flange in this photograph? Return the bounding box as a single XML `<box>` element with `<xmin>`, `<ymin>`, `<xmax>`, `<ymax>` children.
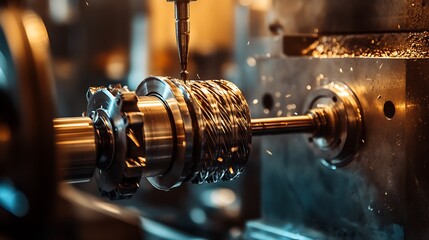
<box><xmin>304</xmin><ymin>81</ymin><xmax>363</xmax><ymax>167</ymax></box>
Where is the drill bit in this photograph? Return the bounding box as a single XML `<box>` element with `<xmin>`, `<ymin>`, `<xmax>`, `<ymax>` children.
<box><xmin>169</xmin><ymin>0</ymin><xmax>194</xmax><ymax>80</ymax></box>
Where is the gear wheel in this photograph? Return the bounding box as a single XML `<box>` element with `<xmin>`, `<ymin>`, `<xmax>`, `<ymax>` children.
<box><xmin>86</xmin><ymin>85</ymin><xmax>145</xmax><ymax>200</ymax></box>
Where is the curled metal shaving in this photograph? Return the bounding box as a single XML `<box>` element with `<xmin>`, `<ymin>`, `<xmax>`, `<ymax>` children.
<box><xmin>172</xmin><ymin>79</ymin><xmax>251</xmax><ymax>184</ymax></box>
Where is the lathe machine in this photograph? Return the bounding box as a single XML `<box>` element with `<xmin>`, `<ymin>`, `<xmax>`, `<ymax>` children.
<box><xmin>0</xmin><ymin>0</ymin><xmax>429</xmax><ymax>239</ymax></box>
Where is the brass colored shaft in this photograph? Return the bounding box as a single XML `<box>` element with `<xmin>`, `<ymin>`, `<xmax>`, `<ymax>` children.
<box><xmin>54</xmin><ymin>117</ymin><xmax>97</xmax><ymax>183</ymax></box>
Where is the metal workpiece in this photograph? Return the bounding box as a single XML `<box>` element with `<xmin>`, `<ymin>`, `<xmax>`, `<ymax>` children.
<box><xmin>86</xmin><ymin>85</ymin><xmax>145</xmax><ymax>200</ymax></box>
<box><xmin>136</xmin><ymin>77</ymin><xmax>194</xmax><ymax>190</ymax></box>
<box><xmin>66</xmin><ymin>77</ymin><xmax>252</xmax><ymax>198</ymax></box>
<box><xmin>137</xmin><ymin>96</ymin><xmax>174</xmax><ymax>178</ymax></box>
<box><xmin>54</xmin><ymin>117</ymin><xmax>97</xmax><ymax>183</ymax></box>
<box><xmin>167</xmin><ymin>0</ymin><xmax>196</xmax><ymax>80</ymax></box>
<box><xmin>136</xmin><ymin>77</ymin><xmax>252</xmax><ymax>189</ymax></box>
<box><xmin>173</xmin><ymin>79</ymin><xmax>252</xmax><ymax>183</ymax></box>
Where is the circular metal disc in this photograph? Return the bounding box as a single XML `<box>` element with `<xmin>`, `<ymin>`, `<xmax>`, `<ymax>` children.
<box><xmin>136</xmin><ymin>76</ymin><xmax>194</xmax><ymax>190</ymax></box>
<box><xmin>304</xmin><ymin>81</ymin><xmax>363</xmax><ymax>167</ymax></box>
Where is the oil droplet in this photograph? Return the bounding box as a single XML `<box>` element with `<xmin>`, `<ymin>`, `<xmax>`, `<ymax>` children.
<box><xmin>252</xmin><ymin>99</ymin><xmax>259</xmax><ymax>105</ymax></box>
<box><xmin>190</xmin><ymin>208</ymin><xmax>206</xmax><ymax>224</ymax></box>
<box><xmin>274</xmin><ymin>91</ymin><xmax>281</xmax><ymax>98</ymax></box>
<box><xmin>339</xmin><ymin>68</ymin><xmax>343</xmax><ymax>73</ymax></box>
<box><xmin>385</xmin><ymin>192</ymin><xmax>388</xmax><ymax>196</ymax></box>
<box><xmin>313</xmin><ymin>28</ymin><xmax>319</xmax><ymax>33</ymax></box>
<box><xmin>350</xmin><ymin>67</ymin><xmax>354</xmax><ymax>71</ymax></box>
<box><xmin>263</xmin><ymin>109</ymin><xmax>270</xmax><ymax>114</ymax></box>
<box><xmin>321</xmin><ymin>159</ymin><xmax>337</xmax><ymax>170</ymax></box>
<box><xmin>277</xmin><ymin>110</ymin><xmax>283</xmax><ymax>116</ymax></box>
<box><xmin>306</xmin><ymin>85</ymin><xmax>312</xmax><ymax>90</ymax></box>
<box><xmin>286</xmin><ymin>104</ymin><xmax>296</xmax><ymax>110</ymax></box>
<box><xmin>246</xmin><ymin>57</ymin><xmax>256</xmax><ymax>67</ymax></box>
<box><xmin>247</xmin><ymin>41</ymin><xmax>250</xmax><ymax>46</ymax></box>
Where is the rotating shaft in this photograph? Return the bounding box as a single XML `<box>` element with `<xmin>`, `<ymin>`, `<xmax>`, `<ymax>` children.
<box><xmin>54</xmin><ymin>117</ymin><xmax>97</xmax><ymax>183</ymax></box>
<box><xmin>251</xmin><ymin>111</ymin><xmax>326</xmax><ymax>137</ymax></box>
<box><xmin>54</xmin><ymin>110</ymin><xmax>326</xmax><ymax>181</ymax></box>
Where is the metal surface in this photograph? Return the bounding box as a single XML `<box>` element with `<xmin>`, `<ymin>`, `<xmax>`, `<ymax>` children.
<box><xmin>241</xmin><ymin>1</ymin><xmax>429</xmax><ymax>237</ymax></box>
<box><xmin>136</xmin><ymin>77</ymin><xmax>194</xmax><ymax>190</ymax></box>
<box><xmin>54</xmin><ymin>117</ymin><xmax>97</xmax><ymax>183</ymax></box>
<box><xmin>86</xmin><ymin>86</ymin><xmax>145</xmax><ymax>200</ymax></box>
<box><xmin>135</xmin><ymin>77</ymin><xmax>252</xmax><ymax>189</ymax></box>
<box><xmin>244</xmin><ymin>55</ymin><xmax>429</xmax><ymax>239</ymax></box>
<box><xmin>60</xmin><ymin>77</ymin><xmax>252</xmax><ymax>198</ymax></box>
<box><xmin>272</xmin><ymin>0</ymin><xmax>429</xmax><ymax>34</ymax></box>
<box><xmin>240</xmin><ymin>1</ymin><xmax>429</xmax><ymax>239</ymax></box>
<box><xmin>173</xmin><ymin>79</ymin><xmax>251</xmax><ymax>183</ymax></box>
<box><xmin>137</xmin><ymin>96</ymin><xmax>174</xmax><ymax>177</ymax></box>
<box><xmin>305</xmin><ymin>82</ymin><xmax>363</xmax><ymax>166</ymax></box>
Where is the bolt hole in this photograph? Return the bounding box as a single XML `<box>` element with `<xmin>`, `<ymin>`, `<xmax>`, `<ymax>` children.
<box><xmin>332</xmin><ymin>96</ymin><xmax>338</xmax><ymax>103</ymax></box>
<box><xmin>262</xmin><ymin>93</ymin><xmax>274</xmax><ymax>111</ymax></box>
<box><xmin>383</xmin><ymin>101</ymin><xmax>395</xmax><ymax>120</ymax></box>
